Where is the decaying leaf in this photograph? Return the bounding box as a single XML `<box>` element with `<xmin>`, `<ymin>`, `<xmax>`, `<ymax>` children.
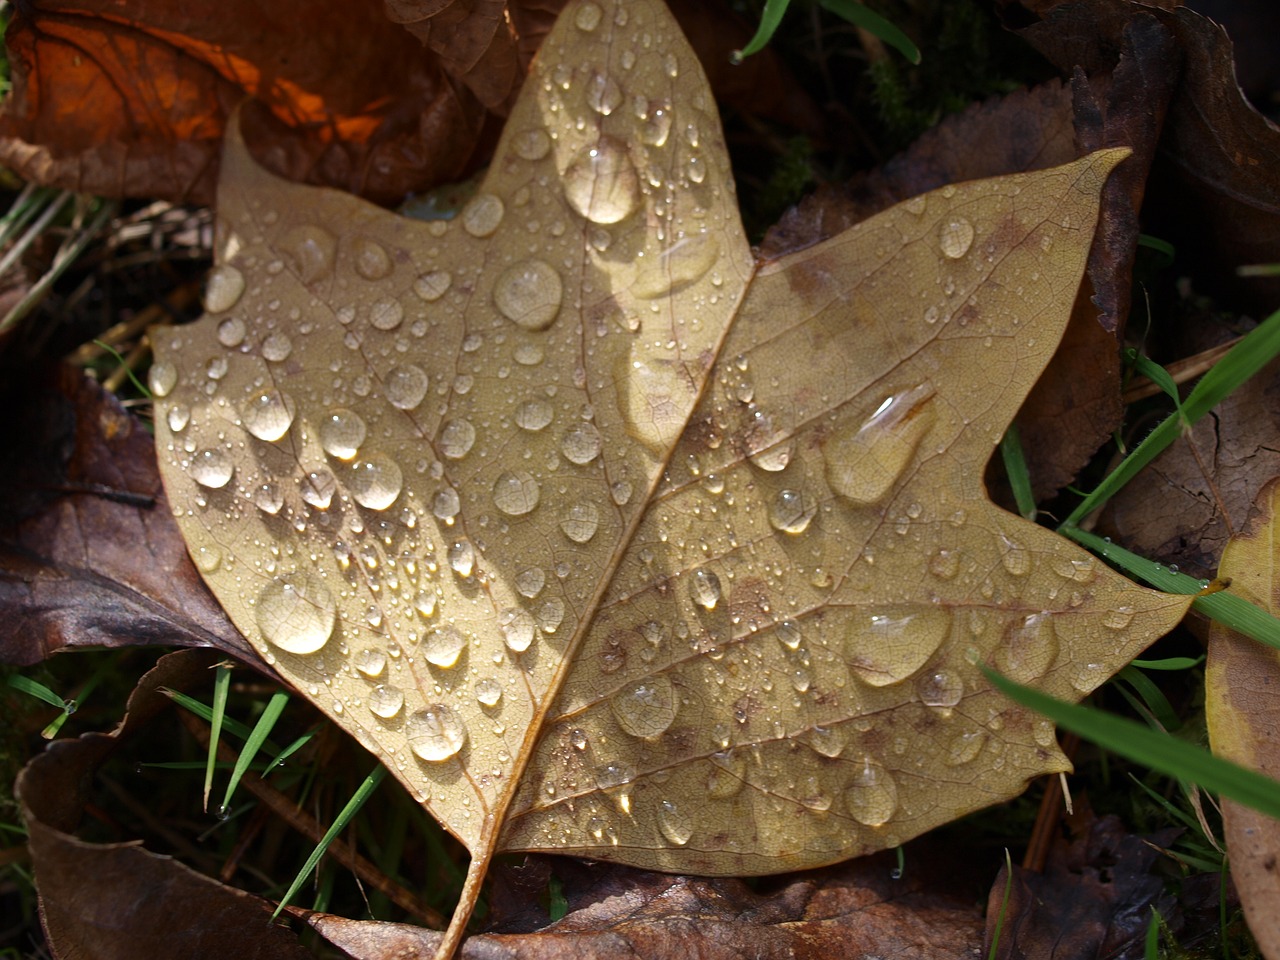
<box><xmin>149</xmin><ymin>0</ymin><xmax>1192</xmax><ymax>952</ymax></box>
<box><xmin>1207</xmin><ymin>478</ymin><xmax>1280</xmax><ymax>960</ymax></box>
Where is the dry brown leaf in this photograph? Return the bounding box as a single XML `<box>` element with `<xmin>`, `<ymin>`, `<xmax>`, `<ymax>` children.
<box><xmin>148</xmin><ymin>0</ymin><xmax>1192</xmax><ymax>954</ymax></box>
<box><xmin>1206</xmin><ymin>478</ymin><xmax>1280</xmax><ymax>960</ymax></box>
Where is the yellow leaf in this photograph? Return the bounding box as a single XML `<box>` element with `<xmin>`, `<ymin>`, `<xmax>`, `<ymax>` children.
<box><xmin>1207</xmin><ymin>479</ymin><xmax>1280</xmax><ymax>960</ymax></box>
<box><xmin>150</xmin><ymin>0</ymin><xmax>1192</xmax><ymax>955</ymax></box>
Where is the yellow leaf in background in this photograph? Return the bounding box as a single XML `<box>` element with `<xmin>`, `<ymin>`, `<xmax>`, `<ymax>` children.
<box><xmin>149</xmin><ymin>0</ymin><xmax>1192</xmax><ymax>954</ymax></box>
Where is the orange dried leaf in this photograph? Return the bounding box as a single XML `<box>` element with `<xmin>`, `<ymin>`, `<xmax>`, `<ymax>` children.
<box><xmin>149</xmin><ymin>0</ymin><xmax>1192</xmax><ymax>955</ymax></box>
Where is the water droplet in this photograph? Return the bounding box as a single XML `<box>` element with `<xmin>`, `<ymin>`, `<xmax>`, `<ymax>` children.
<box><xmin>500</xmin><ymin>608</ymin><xmax>537</xmax><ymax>653</ymax></box>
<box><xmin>916</xmin><ymin>668</ymin><xmax>963</xmax><ymax>711</ymax></box>
<box><xmin>995</xmin><ymin>612</ymin><xmax>1059</xmax><ymax>683</ymax></box>
<box><xmin>414</xmin><ymin>591</ymin><xmax>438</xmax><ymax>618</ymax></box>
<box><xmin>689</xmin><ymin>567</ymin><xmax>722</xmax><ymax>610</ymax></box>
<box><xmin>461</xmin><ymin>193</ymin><xmax>505</xmax><ymax>237</ymax></box>
<box><xmin>1051</xmin><ymin>555</ymin><xmax>1096</xmax><ymax>583</ymax></box>
<box><xmin>353</xmin><ymin>237</ymin><xmax>392</xmax><ymax>279</ymax></box>
<box><xmin>848</xmin><ymin>606</ymin><xmax>952</xmax><ymax>687</ymax></box>
<box><xmin>261</xmin><ymin>332</ymin><xmax>293</xmax><ymax>362</ymax></box>
<box><xmin>905</xmin><ymin>195</ymin><xmax>927</xmax><ymax>216</ymax></box>
<box><xmin>938</xmin><ymin>217</ymin><xmax>975</xmax><ymax>259</ymax></box>
<box><xmin>300</xmin><ymin>469</ymin><xmax>337</xmax><ymax>509</ymax></box>
<box><xmin>439</xmin><ymin>419</ymin><xmax>476</xmax><ymax>459</ymax></box>
<box><xmin>414</xmin><ymin>270</ymin><xmax>452</xmax><ymax>302</ymax></box>
<box><xmin>493</xmin><ymin>470</ymin><xmax>541</xmax><ymax>516</ymax></box>
<box><xmin>611</xmin><ymin>676</ymin><xmax>677</xmax><ymax>738</ymax></box>
<box><xmin>743</xmin><ymin>411</ymin><xmax>793</xmax><ymax>472</ymax></box>
<box><xmin>449</xmin><ymin>540</ymin><xmax>476</xmax><ymax>578</ymax></box>
<box><xmin>254</xmin><ymin>482</ymin><xmax>283</xmax><ymax>515</ymax></box>
<box><xmin>574</xmin><ymin>1</ymin><xmax>602</xmax><ymax>30</ymax></box>
<box><xmin>610</xmin><ymin>480</ymin><xmax>633</xmax><ymax>505</ymax></box>
<box><xmin>493</xmin><ymin>259</ymin><xmax>563</xmax><ymax>331</ymax></box>
<box><xmin>424</xmin><ymin>625</ymin><xmax>467</xmax><ymax>668</ymax></box>
<box><xmin>367</xmin><ymin>684</ymin><xmax>404</xmax><ymax>718</ymax></box>
<box><xmin>319</xmin><ymin>408</ymin><xmax>366</xmax><ymax>460</ymax></box>
<box><xmin>768</xmin><ymin>488</ymin><xmax>817</xmax><ymax>534</ymax></box>
<box><xmin>825</xmin><ymin>384</ymin><xmax>936</xmax><ymax>505</ymax></box>
<box><xmin>640</xmin><ymin>107</ymin><xmax>672</xmax><ymax>147</ymax></box>
<box><xmin>406</xmin><ymin>705</ymin><xmax>467</xmax><ymax>761</ymax></box>
<box><xmin>656</xmin><ymin>800</ymin><xmax>693</xmax><ymax>846</ymax></box>
<box><xmin>149</xmin><ymin>361</ymin><xmax>177</xmax><ymax>398</ymax></box>
<box><xmin>775</xmin><ymin>619</ymin><xmax>803</xmax><ymax>651</ymax></box>
<box><xmin>475</xmin><ymin>678</ymin><xmax>502</xmax><ymax>706</ymax></box>
<box><xmin>621</xmin><ymin>358</ymin><xmax>694</xmax><ymax>452</ymax></box>
<box><xmin>350</xmin><ymin>452</ymin><xmax>403</xmax><ymax>510</ymax></box>
<box><xmin>166</xmin><ymin>405</ymin><xmax>190</xmax><ymax>432</ymax></box>
<box><xmin>354</xmin><ymin>648</ymin><xmax>387</xmax><ymax>678</ymax></box>
<box><xmin>585</xmin><ymin>70</ymin><xmax>622</xmax><ymax>116</ymax></box>
<box><xmin>564</xmin><ymin>137</ymin><xmax>640</xmax><ymax>225</ymax></box>
<box><xmin>513</xmin><ymin>128</ymin><xmax>551</xmax><ymax>161</ymax></box>
<box><xmin>844</xmin><ymin>758</ymin><xmax>898</xmax><ymax>827</ymax></box>
<box><xmin>944</xmin><ymin>729</ymin><xmax>985</xmax><ymax>766</ymax></box>
<box><xmin>561</xmin><ymin>422</ymin><xmax>603</xmax><ymax>464</ymax></box>
<box><xmin>538</xmin><ymin>598</ymin><xmax>565</xmax><ymax>634</ymax></box>
<box><xmin>633</xmin><ymin>234</ymin><xmax>719</xmax><ymax>297</ymax></box>
<box><xmin>204</xmin><ymin>265</ymin><xmax>245</xmax><ymax>313</ymax></box>
<box><xmin>595</xmin><ymin>760</ymin><xmax>635</xmax><ymax>790</ymax></box>
<box><xmin>1000</xmin><ymin>536</ymin><xmax>1031</xmax><ymax>577</ymax></box>
<box><xmin>1070</xmin><ymin>660</ymin><xmax>1108</xmax><ymax>693</ymax></box>
<box><xmin>516</xmin><ymin>567</ymin><xmax>546</xmax><ymax>599</ymax></box>
<box><xmin>929</xmin><ymin>548</ymin><xmax>959</xmax><ymax>580</ymax></box>
<box><xmin>706</xmin><ymin>752</ymin><xmax>746</xmax><ymax>798</ymax></box>
<box><xmin>516</xmin><ymin>399</ymin><xmax>554</xmax><ymax>432</ymax></box>
<box><xmin>559</xmin><ymin>502</ymin><xmax>600</xmax><ymax>543</ymax></box>
<box><xmin>1103</xmin><ymin>606</ymin><xmax>1135</xmax><ymax>630</ymax></box>
<box><xmin>217</xmin><ymin>317</ymin><xmax>246</xmax><ymax>347</ymax></box>
<box><xmin>369</xmin><ymin>297</ymin><xmax>404</xmax><ymax>331</ymax></box>
<box><xmin>189</xmin><ymin>449</ymin><xmax>234</xmax><ymax>489</ymax></box>
<box><xmin>808</xmin><ymin>725</ymin><xmax>845</xmax><ymax>758</ymax></box>
<box><xmin>384</xmin><ymin>364</ymin><xmax>429</xmax><ymax>411</ymax></box>
<box><xmin>240</xmin><ymin>390</ymin><xmax>293</xmax><ymax>443</ymax></box>
<box><xmin>433</xmin><ymin>487</ymin><xmax>461</xmax><ymax>523</ymax></box>
<box><xmin>256</xmin><ymin>574</ymin><xmax>336</xmax><ymax>654</ymax></box>
<box><xmin>192</xmin><ymin>545</ymin><xmax>221</xmax><ymax>573</ymax></box>
<box><xmin>280</xmin><ymin>224</ymin><xmax>336</xmax><ymax>283</ymax></box>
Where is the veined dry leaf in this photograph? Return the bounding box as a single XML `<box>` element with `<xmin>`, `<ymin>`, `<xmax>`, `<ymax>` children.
<box><xmin>149</xmin><ymin>0</ymin><xmax>1191</xmax><ymax>954</ymax></box>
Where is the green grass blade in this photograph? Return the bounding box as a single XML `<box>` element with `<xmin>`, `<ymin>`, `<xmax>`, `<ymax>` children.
<box><xmin>266</xmin><ymin>725</ymin><xmax>319</xmax><ymax>774</ymax></box>
<box><xmin>987</xmin><ymin>848</ymin><xmax>1013</xmax><ymax>960</ymax></box>
<box><xmin>7</xmin><ymin>674</ymin><xmax>69</xmax><ymax>710</ymax></box>
<box><xmin>732</xmin><ymin>0</ymin><xmax>791</xmax><ymax>62</ymax></box>
<box><xmin>998</xmin><ymin>423</ymin><xmax>1036</xmax><ymax>520</ymax></box>
<box><xmin>220</xmin><ymin>688</ymin><xmax>290</xmax><ymax>814</ymax></box>
<box><xmin>982</xmin><ymin>666</ymin><xmax>1280</xmax><ymax>820</ymax></box>
<box><xmin>1124</xmin><ymin>348</ymin><xmax>1186</xmax><ymax>419</ymax></box>
<box><xmin>203</xmin><ymin>663</ymin><xmax>232</xmax><ymax>812</ymax></box>
<box><xmin>1062</xmin><ymin>305</ymin><xmax>1280</xmax><ymax>528</ymax></box>
<box><xmin>818</xmin><ymin>0</ymin><xmax>922</xmax><ymax>63</ymax></box>
<box><xmin>1129</xmin><ymin>656</ymin><xmax>1203</xmax><ymax>671</ymax></box>
<box><xmin>163</xmin><ymin>687</ymin><xmax>285</xmax><ymax>752</ymax></box>
<box><xmin>1116</xmin><ymin>665</ymin><xmax>1180</xmax><ymax>732</ymax></box>
<box><xmin>271</xmin><ymin>765</ymin><xmax>387</xmax><ymax>920</ymax></box>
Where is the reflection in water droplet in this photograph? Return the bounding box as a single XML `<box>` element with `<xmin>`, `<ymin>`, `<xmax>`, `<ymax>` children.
<box><xmin>513</xmin><ymin>128</ymin><xmax>551</xmax><ymax>161</ymax></box>
<box><xmin>657</xmin><ymin>800</ymin><xmax>693</xmax><ymax>846</ymax></box>
<box><xmin>690</xmin><ymin>567</ymin><xmax>722</xmax><ymax>610</ymax></box>
<box><xmin>414</xmin><ymin>270</ymin><xmax>452</xmax><ymax>302</ymax></box>
<box><xmin>561</xmin><ymin>422</ymin><xmax>603</xmax><ymax>464</ymax></box>
<box><xmin>354</xmin><ymin>648</ymin><xmax>387</xmax><ymax>678</ymax></box>
<box><xmin>461</xmin><ymin>193</ymin><xmax>505</xmax><ymax>237</ymax></box>
<box><xmin>516</xmin><ymin>567</ymin><xmax>546</xmax><ymax>599</ymax></box>
<box><xmin>825</xmin><ymin>384</ymin><xmax>936</xmax><ymax>505</ymax></box>
<box><xmin>385</xmin><ymin>363</ymin><xmax>429</xmax><ymax>410</ymax></box>
<box><xmin>559</xmin><ymin>502</ymin><xmax>600</xmax><ymax>543</ymax></box>
<box><xmin>320</xmin><ymin>408</ymin><xmax>367</xmax><ymax>460</ymax></box>
<box><xmin>150</xmin><ymin>361</ymin><xmax>177</xmax><ymax>397</ymax></box>
<box><xmin>189</xmin><ymin>449</ymin><xmax>234</xmax><ymax>489</ymax></box>
<box><xmin>350</xmin><ymin>452</ymin><xmax>403</xmax><ymax>510</ymax></box>
<box><xmin>493</xmin><ymin>259</ymin><xmax>563</xmax><ymax>331</ymax></box>
<box><xmin>916</xmin><ymin>668</ymin><xmax>964</xmax><ymax>711</ymax></box>
<box><xmin>449</xmin><ymin>540</ymin><xmax>476</xmax><ymax>578</ymax></box>
<box><xmin>611</xmin><ymin>676</ymin><xmax>678</xmax><ymax>738</ymax></box>
<box><xmin>439</xmin><ymin>419</ymin><xmax>476</xmax><ymax>459</ymax></box>
<box><xmin>939</xmin><ymin>217</ymin><xmax>975</xmax><ymax>259</ymax></box>
<box><xmin>406</xmin><ymin>705</ymin><xmax>467</xmax><ymax>761</ymax></box>
<box><xmin>300</xmin><ymin>469</ymin><xmax>337</xmax><ymax>509</ymax></box>
<box><xmin>243</xmin><ymin>390</ymin><xmax>295</xmax><ymax>442</ymax></box>
<box><xmin>353</xmin><ymin>237</ymin><xmax>392</xmax><ymax>279</ymax></box>
<box><xmin>769</xmin><ymin>488</ymin><xmax>816</xmax><ymax>534</ymax></box>
<box><xmin>425</xmin><ymin>625</ymin><xmax>467</xmax><ymax>668</ymax></box>
<box><xmin>633</xmin><ymin>234</ymin><xmax>720</xmax><ymax>297</ymax></box>
<box><xmin>493</xmin><ymin>471</ymin><xmax>541</xmax><ymax>516</ymax></box>
<box><xmin>995</xmin><ymin>612</ymin><xmax>1058</xmax><ymax>683</ymax></box>
<box><xmin>500</xmin><ymin>608</ymin><xmax>537</xmax><ymax>652</ymax></box>
<box><xmin>475</xmin><ymin>678</ymin><xmax>502</xmax><ymax>706</ymax></box>
<box><xmin>563</xmin><ymin>137</ymin><xmax>640</xmax><ymax>225</ymax></box>
<box><xmin>256</xmin><ymin>574</ymin><xmax>336</xmax><ymax>654</ymax></box>
<box><xmin>844</xmin><ymin>758</ymin><xmax>898</xmax><ymax>826</ymax></box>
<box><xmin>367</xmin><ymin>684</ymin><xmax>404</xmax><ymax>719</ymax></box>
<box><xmin>204</xmin><ymin>265</ymin><xmax>245</xmax><ymax>313</ymax></box>
<box><xmin>280</xmin><ymin>224</ymin><xmax>336</xmax><ymax>283</ymax></box>
<box><xmin>217</xmin><ymin>317</ymin><xmax>246</xmax><ymax>347</ymax></box>
<box><xmin>848</xmin><ymin>606</ymin><xmax>952</xmax><ymax>687</ymax></box>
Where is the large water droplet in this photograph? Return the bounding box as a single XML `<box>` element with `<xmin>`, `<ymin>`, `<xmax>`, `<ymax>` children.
<box><xmin>439</xmin><ymin>419</ymin><xmax>476</xmax><ymax>459</ymax></box>
<box><xmin>656</xmin><ymin>800</ymin><xmax>693</xmax><ymax>846</ymax></box>
<box><xmin>848</xmin><ymin>606</ymin><xmax>952</xmax><ymax>687</ymax></box>
<box><xmin>254</xmin><ymin>482</ymin><xmax>283</xmax><ymax>515</ymax></box>
<box><xmin>915</xmin><ymin>668</ymin><xmax>964</xmax><ymax>711</ymax></box>
<box><xmin>461</xmin><ymin>193</ymin><xmax>505</xmax><ymax>237</ymax></box>
<box><xmin>515</xmin><ymin>567</ymin><xmax>546</xmax><ymax>599</ymax></box>
<box><xmin>256</xmin><ymin>574</ymin><xmax>336</xmax><ymax>654</ymax></box>
<box><xmin>611</xmin><ymin>676</ymin><xmax>677</xmax><ymax>738</ymax></box>
<box><xmin>369</xmin><ymin>297</ymin><xmax>404</xmax><ymax>331</ymax></box>
<box><xmin>844</xmin><ymin>758</ymin><xmax>898</xmax><ymax>827</ymax></box>
<box><xmin>217</xmin><ymin>317</ymin><xmax>246</xmax><ymax>347</ymax></box>
<box><xmin>621</xmin><ymin>358</ymin><xmax>693</xmax><ymax>452</ymax></box>
<box><xmin>585</xmin><ymin>70</ymin><xmax>622</xmax><ymax>116</ymax></box>
<box><xmin>563</xmin><ymin>137</ymin><xmax>640</xmax><ymax>225</ymax></box>
<box><xmin>706</xmin><ymin>752</ymin><xmax>747</xmax><ymax>798</ymax></box>
<box><xmin>944</xmin><ymin>729</ymin><xmax>986</xmax><ymax>766</ymax></box>
<box><xmin>516</xmin><ymin>399</ymin><xmax>554</xmax><ymax>432</ymax></box>
<box><xmin>513</xmin><ymin>128</ymin><xmax>551</xmax><ymax>161</ymax></box>
<box><xmin>149</xmin><ymin>361</ymin><xmax>177</xmax><ymax>398</ymax></box>
<box><xmin>561</xmin><ymin>422</ymin><xmax>603</xmax><ymax>464</ymax></box>
<box><xmin>808</xmin><ymin>725</ymin><xmax>846</xmax><ymax>758</ymax></box>
<box><xmin>939</xmin><ymin>217</ymin><xmax>975</xmax><ymax>259</ymax></box>
<box><xmin>204</xmin><ymin>265</ymin><xmax>245</xmax><ymax>313</ymax></box>
<box><xmin>424</xmin><ymin>625</ymin><xmax>467</xmax><ymax>668</ymax></box>
<box><xmin>995</xmin><ymin>612</ymin><xmax>1059</xmax><ymax>683</ymax></box>
<box><xmin>475</xmin><ymin>678</ymin><xmax>503</xmax><ymax>706</ymax></box>
<box><xmin>261</xmin><ymin>332</ymin><xmax>293</xmax><ymax>363</ymax></box>
<box><xmin>1000</xmin><ymin>535</ymin><xmax>1031</xmax><ymax>577</ymax></box>
<box><xmin>769</xmin><ymin>488</ymin><xmax>816</xmax><ymax>534</ymax></box>
<box><xmin>319</xmin><ymin>408</ymin><xmax>367</xmax><ymax>460</ymax></box>
<box><xmin>413</xmin><ymin>270</ymin><xmax>452</xmax><ymax>302</ymax></box>
<box><xmin>350</xmin><ymin>452</ymin><xmax>403</xmax><ymax>510</ymax></box>
<box><xmin>385</xmin><ymin>363</ymin><xmax>429</xmax><ymax>411</ymax></box>
<box><xmin>689</xmin><ymin>567</ymin><xmax>722</xmax><ymax>610</ymax></box>
<box><xmin>189</xmin><ymin>449</ymin><xmax>234</xmax><ymax>489</ymax></box>
<box><xmin>243</xmin><ymin>390</ymin><xmax>295</xmax><ymax>442</ymax></box>
<box><xmin>280</xmin><ymin>224</ymin><xmax>336</xmax><ymax>283</ymax></box>
<box><xmin>640</xmin><ymin>107</ymin><xmax>672</xmax><ymax>147</ymax></box>
<box><xmin>367</xmin><ymin>684</ymin><xmax>404</xmax><ymax>719</ymax></box>
<box><xmin>353</xmin><ymin>237</ymin><xmax>392</xmax><ymax>279</ymax></box>
<box><xmin>574</xmin><ymin>1</ymin><xmax>602</xmax><ymax>30</ymax></box>
<box><xmin>500</xmin><ymin>608</ymin><xmax>537</xmax><ymax>652</ymax></box>
<box><xmin>559</xmin><ymin>501</ymin><xmax>600</xmax><ymax>543</ymax></box>
<box><xmin>493</xmin><ymin>470</ymin><xmax>541</xmax><ymax>516</ymax></box>
<box><xmin>493</xmin><ymin>259</ymin><xmax>563</xmax><ymax>331</ymax></box>
<box><xmin>449</xmin><ymin>540</ymin><xmax>476</xmax><ymax>578</ymax></box>
<box><xmin>300</xmin><ymin>469</ymin><xmax>337</xmax><ymax>509</ymax></box>
<box><xmin>633</xmin><ymin>234</ymin><xmax>719</xmax><ymax>297</ymax></box>
<box><xmin>354</xmin><ymin>647</ymin><xmax>387</xmax><ymax>678</ymax></box>
<box><xmin>406</xmin><ymin>705</ymin><xmax>467</xmax><ymax>761</ymax></box>
<box><xmin>825</xmin><ymin>384</ymin><xmax>936</xmax><ymax>505</ymax></box>
<box><xmin>433</xmin><ymin>487</ymin><xmax>461</xmax><ymax>523</ymax></box>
